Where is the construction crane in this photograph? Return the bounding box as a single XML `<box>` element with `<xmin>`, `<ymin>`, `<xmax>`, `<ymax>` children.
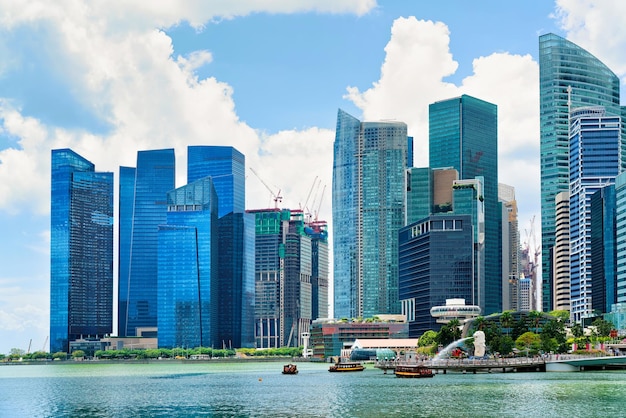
<box><xmin>250</xmin><ymin>167</ymin><xmax>283</xmax><ymax>209</ymax></box>
<box><xmin>301</xmin><ymin>176</ymin><xmax>320</xmax><ymax>222</ymax></box>
<box><xmin>313</xmin><ymin>184</ymin><xmax>326</xmax><ymax>222</ymax></box>
<box><xmin>523</xmin><ymin>215</ymin><xmax>541</xmax><ymax>310</ymax></box>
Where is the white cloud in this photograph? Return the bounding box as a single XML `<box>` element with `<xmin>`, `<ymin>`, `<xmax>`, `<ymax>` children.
<box><xmin>554</xmin><ymin>0</ymin><xmax>626</xmax><ymax>84</ymax></box>
<box><xmin>345</xmin><ymin>17</ymin><xmax>541</xmax><ymax>227</ymax></box>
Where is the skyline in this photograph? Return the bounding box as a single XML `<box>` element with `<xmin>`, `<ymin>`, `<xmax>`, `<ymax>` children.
<box><xmin>2</xmin><ymin>1</ymin><xmax>626</xmax><ymax>354</ymax></box>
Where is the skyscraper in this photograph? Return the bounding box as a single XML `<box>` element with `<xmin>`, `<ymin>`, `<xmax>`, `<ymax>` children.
<box><xmin>568</xmin><ymin>107</ymin><xmax>620</xmax><ymax>322</ymax></box>
<box><xmin>332</xmin><ymin>109</ymin><xmax>408</xmax><ymax>319</ymax></box>
<box><xmin>553</xmin><ymin>191</ymin><xmax>571</xmax><ymax>312</ymax></box>
<box><xmin>539</xmin><ymin>33</ymin><xmax>623</xmax><ymax>312</ymax></box>
<box><xmin>615</xmin><ymin>172</ymin><xmax>626</xmax><ymax>304</ymax></box>
<box><xmin>187</xmin><ymin>145</ymin><xmax>255</xmax><ymax>348</ymax></box>
<box><xmin>157</xmin><ymin>177</ymin><xmax>218</xmax><ymax>349</ymax></box>
<box><xmin>50</xmin><ymin>149</ymin><xmax>113</xmax><ymax>353</ymax></box>
<box><xmin>590</xmin><ymin>185</ymin><xmax>617</xmax><ymax>316</ymax></box>
<box><xmin>429</xmin><ymin>95</ymin><xmax>500</xmax><ymax>314</ymax></box>
<box><xmin>118</xmin><ymin>149</ymin><xmax>175</xmax><ymax>337</ymax></box>
<box><xmin>499</xmin><ymin>183</ymin><xmax>519</xmax><ymax>311</ymax></box>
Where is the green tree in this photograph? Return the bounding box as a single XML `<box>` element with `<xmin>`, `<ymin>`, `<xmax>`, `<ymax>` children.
<box><xmin>591</xmin><ymin>318</ymin><xmax>614</xmax><ymax>337</ymax></box>
<box><xmin>548</xmin><ymin>310</ymin><xmax>570</xmax><ymax>322</ymax></box>
<box><xmin>516</xmin><ymin>331</ymin><xmax>541</xmax><ymax>356</ymax></box>
<box><xmin>72</xmin><ymin>350</ymin><xmax>85</xmax><ymax>359</ymax></box>
<box><xmin>418</xmin><ymin>330</ymin><xmax>437</xmax><ymax>347</ymax></box>
<box><xmin>52</xmin><ymin>352</ymin><xmax>68</xmax><ymax>360</ymax></box>
<box><xmin>527</xmin><ymin>311</ymin><xmax>542</xmax><ymax>333</ymax></box>
<box><xmin>570</xmin><ymin>323</ymin><xmax>584</xmax><ymax>339</ymax></box>
<box><xmin>499</xmin><ymin>311</ymin><xmax>514</xmax><ymax>336</ymax></box>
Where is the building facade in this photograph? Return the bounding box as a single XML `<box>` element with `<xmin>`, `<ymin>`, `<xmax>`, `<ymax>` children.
<box><xmin>50</xmin><ymin>149</ymin><xmax>113</xmax><ymax>353</ymax></box>
<box><xmin>617</xmin><ymin>172</ymin><xmax>626</xmax><ymax>304</ymax></box>
<box><xmin>398</xmin><ymin>214</ymin><xmax>474</xmax><ymax>336</ymax></box>
<box><xmin>119</xmin><ymin>149</ymin><xmax>175</xmax><ymax>337</ymax></box>
<box><xmin>429</xmin><ymin>95</ymin><xmax>500</xmax><ymax>315</ymax></box>
<box><xmin>568</xmin><ymin>107</ymin><xmax>621</xmax><ymax>322</ymax></box>
<box><xmin>553</xmin><ymin>191</ymin><xmax>571</xmax><ymax>311</ymax></box>
<box><xmin>186</xmin><ymin>146</ymin><xmax>255</xmax><ymax>348</ymax></box>
<box><xmin>157</xmin><ymin>178</ymin><xmax>218</xmax><ymax>349</ymax></box>
<box><xmin>590</xmin><ymin>185</ymin><xmax>617</xmax><ymax>315</ymax></box>
<box><xmin>332</xmin><ymin>109</ymin><xmax>408</xmax><ymax>319</ymax></box>
<box><xmin>539</xmin><ymin>33</ymin><xmax>623</xmax><ymax>312</ymax></box>
<box><xmin>499</xmin><ymin>183</ymin><xmax>519</xmax><ymax>311</ymax></box>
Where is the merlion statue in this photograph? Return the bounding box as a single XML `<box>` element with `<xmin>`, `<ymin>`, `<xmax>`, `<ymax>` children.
<box><xmin>473</xmin><ymin>330</ymin><xmax>486</xmax><ymax>357</ymax></box>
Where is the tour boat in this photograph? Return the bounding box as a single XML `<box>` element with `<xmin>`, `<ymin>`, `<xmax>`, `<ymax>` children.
<box><xmin>328</xmin><ymin>362</ymin><xmax>365</xmax><ymax>372</ymax></box>
<box><xmin>394</xmin><ymin>364</ymin><xmax>435</xmax><ymax>378</ymax></box>
<box><xmin>282</xmin><ymin>364</ymin><xmax>298</xmax><ymax>374</ymax></box>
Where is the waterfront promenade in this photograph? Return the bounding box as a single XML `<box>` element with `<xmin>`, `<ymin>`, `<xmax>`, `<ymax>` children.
<box><xmin>375</xmin><ymin>354</ymin><xmax>626</xmax><ymax>373</ymax></box>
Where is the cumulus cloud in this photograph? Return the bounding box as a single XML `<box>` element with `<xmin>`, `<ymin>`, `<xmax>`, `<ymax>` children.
<box><xmin>345</xmin><ymin>17</ymin><xmax>541</xmax><ymax>226</ymax></box>
<box><xmin>554</xmin><ymin>0</ymin><xmax>626</xmax><ymax>84</ymax></box>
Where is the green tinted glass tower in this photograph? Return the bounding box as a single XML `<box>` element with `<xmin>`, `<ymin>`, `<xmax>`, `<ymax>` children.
<box><xmin>429</xmin><ymin>95</ymin><xmax>500</xmax><ymax>314</ymax></box>
<box><xmin>539</xmin><ymin>33</ymin><xmax>623</xmax><ymax>312</ymax></box>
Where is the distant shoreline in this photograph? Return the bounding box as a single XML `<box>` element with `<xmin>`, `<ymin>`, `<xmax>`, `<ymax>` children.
<box><xmin>1</xmin><ymin>357</ymin><xmax>320</xmax><ymax>366</ymax></box>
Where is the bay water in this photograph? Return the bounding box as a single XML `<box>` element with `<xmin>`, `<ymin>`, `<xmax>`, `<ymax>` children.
<box><xmin>1</xmin><ymin>361</ymin><xmax>624</xmax><ymax>417</ymax></box>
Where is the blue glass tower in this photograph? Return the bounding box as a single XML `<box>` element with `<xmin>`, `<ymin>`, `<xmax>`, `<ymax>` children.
<box><xmin>429</xmin><ymin>95</ymin><xmax>500</xmax><ymax>314</ymax></box>
<box><xmin>332</xmin><ymin>109</ymin><xmax>408</xmax><ymax>319</ymax></box>
<box><xmin>399</xmin><ymin>214</ymin><xmax>473</xmax><ymax>336</ymax></box>
<box><xmin>118</xmin><ymin>149</ymin><xmax>175</xmax><ymax>337</ymax></box>
<box><xmin>50</xmin><ymin>149</ymin><xmax>113</xmax><ymax>353</ymax></box>
<box><xmin>568</xmin><ymin>107</ymin><xmax>620</xmax><ymax>321</ymax></box>
<box><xmin>157</xmin><ymin>178</ymin><xmax>218</xmax><ymax>349</ymax></box>
<box><xmin>590</xmin><ymin>185</ymin><xmax>617</xmax><ymax>315</ymax></box>
<box><xmin>539</xmin><ymin>33</ymin><xmax>623</xmax><ymax>312</ymax></box>
<box><xmin>615</xmin><ymin>172</ymin><xmax>626</xmax><ymax>304</ymax></box>
<box><xmin>186</xmin><ymin>145</ymin><xmax>255</xmax><ymax>348</ymax></box>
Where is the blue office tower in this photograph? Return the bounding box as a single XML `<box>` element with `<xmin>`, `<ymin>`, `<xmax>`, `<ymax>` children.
<box><xmin>569</xmin><ymin>107</ymin><xmax>620</xmax><ymax>321</ymax></box>
<box><xmin>188</xmin><ymin>146</ymin><xmax>245</xmax><ymax>217</ymax></box>
<box><xmin>118</xmin><ymin>149</ymin><xmax>175</xmax><ymax>337</ymax></box>
<box><xmin>429</xmin><ymin>95</ymin><xmax>500</xmax><ymax>314</ymax></box>
<box><xmin>158</xmin><ymin>178</ymin><xmax>218</xmax><ymax>349</ymax></box>
<box><xmin>539</xmin><ymin>33</ymin><xmax>623</xmax><ymax>312</ymax></box>
<box><xmin>399</xmin><ymin>215</ymin><xmax>473</xmax><ymax>336</ymax></box>
<box><xmin>616</xmin><ymin>172</ymin><xmax>626</xmax><ymax>304</ymax></box>
<box><xmin>332</xmin><ymin>109</ymin><xmax>408</xmax><ymax>319</ymax></box>
<box><xmin>186</xmin><ymin>145</ymin><xmax>255</xmax><ymax>348</ymax></box>
<box><xmin>590</xmin><ymin>185</ymin><xmax>617</xmax><ymax>315</ymax></box>
<box><xmin>50</xmin><ymin>149</ymin><xmax>113</xmax><ymax>353</ymax></box>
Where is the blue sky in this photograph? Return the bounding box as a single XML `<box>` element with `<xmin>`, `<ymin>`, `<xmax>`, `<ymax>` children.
<box><xmin>1</xmin><ymin>0</ymin><xmax>625</xmax><ymax>355</ymax></box>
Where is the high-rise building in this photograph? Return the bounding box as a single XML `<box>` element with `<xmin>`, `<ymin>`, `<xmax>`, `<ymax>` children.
<box><xmin>118</xmin><ymin>149</ymin><xmax>175</xmax><ymax>337</ymax></box>
<box><xmin>250</xmin><ymin>209</ymin><xmax>324</xmax><ymax>348</ymax></box>
<box><xmin>429</xmin><ymin>95</ymin><xmax>500</xmax><ymax>314</ymax></box>
<box><xmin>499</xmin><ymin>183</ymin><xmax>519</xmax><ymax>311</ymax></box>
<box><xmin>50</xmin><ymin>149</ymin><xmax>113</xmax><ymax>353</ymax></box>
<box><xmin>308</xmin><ymin>221</ymin><xmax>329</xmax><ymax>320</ymax></box>
<box><xmin>539</xmin><ymin>33</ymin><xmax>623</xmax><ymax>312</ymax></box>
<box><xmin>568</xmin><ymin>107</ymin><xmax>621</xmax><ymax>322</ymax></box>
<box><xmin>590</xmin><ymin>185</ymin><xmax>617</xmax><ymax>315</ymax></box>
<box><xmin>615</xmin><ymin>172</ymin><xmax>626</xmax><ymax>304</ymax></box>
<box><xmin>332</xmin><ymin>109</ymin><xmax>408</xmax><ymax>319</ymax></box>
<box><xmin>187</xmin><ymin>146</ymin><xmax>255</xmax><ymax>348</ymax></box>
<box><xmin>553</xmin><ymin>191</ymin><xmax>571</xmax><ymax>312</ymax></box>
<box><xmin>399</xmin><ymin>214</ymin><xmax>474</xmax><ymax>336</ymax></box>
<box><xmin>157</xmin><ymin>178</ymin><xmax>218</xmax><ymax>349</ymax></box>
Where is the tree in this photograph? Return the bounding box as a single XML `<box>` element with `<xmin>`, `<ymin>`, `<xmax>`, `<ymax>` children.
<box><xmin>72</xmin><ymin>350</ymin><xmax>85</xmax><ymax>359</ymax></box>
<box><xmin>571</xmin><ymin>323</ymin><xmax>584</xmax><ymax>339</ymax></box>
<box><xmin>548</xmin><ymin>310</ymin><xmax>570</xmax><ymax>322</ymax></box>
<box><xmin>527</xmin><ymin>311</ymin><xmax>542</xmax><ymax>333</ymax></box>
<box><xmin>591</xmin><ymin>318</ymin><xmax>614</xmax><ymax>337</ymax></box>
<box><xmin>418</xmin><ymin>330</ymin><xmax>437</xmax><ymax>347</ymax></box>
<box><xmin>516</xmin><ymin>332</ymin><xmax>541</xmax><ymax>356</ymax></box>
<box><xmin>499</xmin><ymin>311</ymin><xmax>514</xmax><ymax>337</ymax></box>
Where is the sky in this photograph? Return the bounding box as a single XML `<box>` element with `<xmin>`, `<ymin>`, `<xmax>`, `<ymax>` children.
<box><xmin>1</xmin><ymin>0</ymin><xmax>626</xmax><ymax>355</ymax></box>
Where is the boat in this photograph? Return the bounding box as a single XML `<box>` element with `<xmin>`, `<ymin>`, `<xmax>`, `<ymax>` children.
<box><xmin>394</xmin><ymin>364</ymin><xmax>435</xmax><ymax>378</ymax></box>
<box><xmin>282</xmin><ymin>364</ymin><xmax>298</xmax><ymax>374</ymax></box>
<box><xmin>328</xmin><ymin>362</ymin><xmax>365</xmax><ymax>372</ymax></box>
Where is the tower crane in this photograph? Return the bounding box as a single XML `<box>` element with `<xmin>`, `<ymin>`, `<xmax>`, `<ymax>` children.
<box><xmin>250</xmin><ymin>167</ymin><xmax>283</xmax><ymax>209</ymax></box>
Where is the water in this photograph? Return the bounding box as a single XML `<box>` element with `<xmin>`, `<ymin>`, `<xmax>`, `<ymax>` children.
<box><xmin>1</xmin><ymin>361</ymin><xmax>626</xmax><ymax>417</ymax></box>
<box><xmin>434</xmin><ymin>337</ymin><xmax>472</xmax><ymax>360</ymax></box>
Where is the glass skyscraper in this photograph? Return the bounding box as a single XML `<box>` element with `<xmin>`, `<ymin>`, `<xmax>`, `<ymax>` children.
<box><xmin>332</xmin><ymin>109</ymin><xmax>408</xmax><ymax>319</ymax></box>
<box><xmin>429</xmin><ymin>95</ymin><xmax>500</xmax><ymax>314</ymax></box>
<box><xmin>118</xmin><ymin>149</ymin><xmax>175</xmax><ymax>337</ymax></box>
<box><xmin>50</xmin><ymin>149</ymin><xmax>113</xmax><ymax>353</ymax></box>
<box><xmin>187</xmin><ymin>145</ymin><xmax>255</xmax><ymax>348</ymax></box>
<box><xmin>157</xmin><ymin>178</ymin><xmax>218</xmax><ymax>349</ymax></box>
<box><xmin>615</xmin><ymin>172</ymin><xmax>626</xmax><ymax>304</ymax></box>
<box><xmin>568</xmin><ymin>107</ymin><xmax>620</xmax><ymax>322</ymax></box>
<box><xmin>539</xmin><ymin>33</ymin><xmax>623</xmax><ymax>312</ymax></box>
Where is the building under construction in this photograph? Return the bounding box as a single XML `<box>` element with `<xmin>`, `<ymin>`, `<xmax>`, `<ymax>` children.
<box><xmin>247</xmin><ymin>208</ymin><xmax>329</xmax><ymax>348</ymax></box>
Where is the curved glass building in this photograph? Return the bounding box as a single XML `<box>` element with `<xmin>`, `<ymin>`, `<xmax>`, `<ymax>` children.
<box><xmin>539</xmin><ymin>33</ymin><xmax>623</xmax><ymax>312</ymax></box>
